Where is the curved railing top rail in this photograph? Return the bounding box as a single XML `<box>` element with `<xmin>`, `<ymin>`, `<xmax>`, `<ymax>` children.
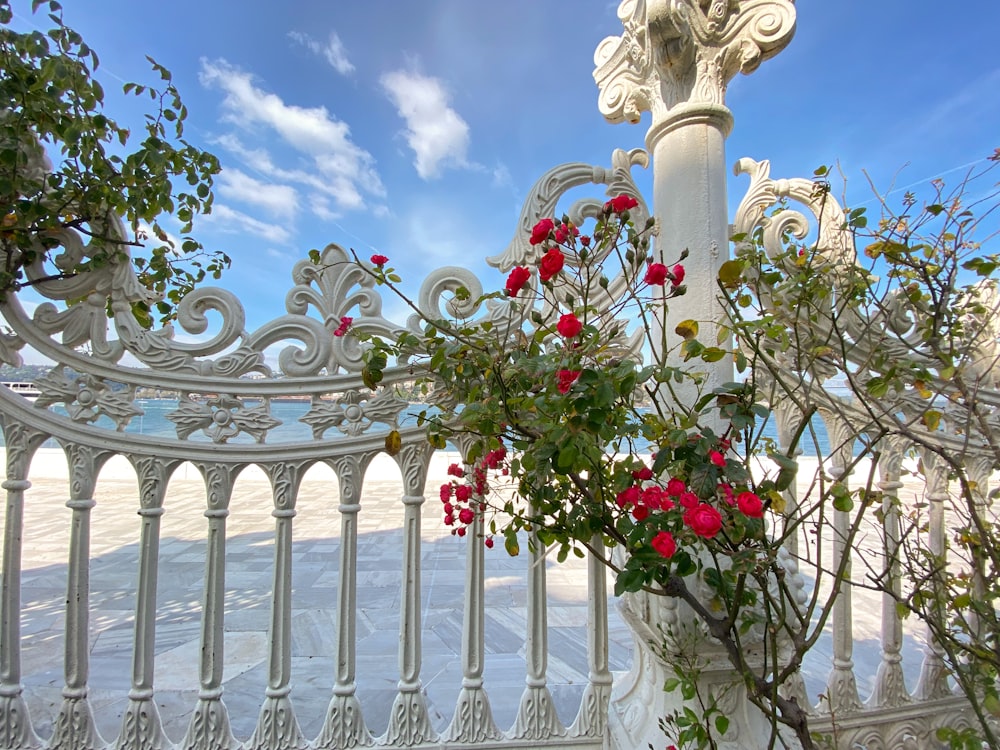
<box><xmin>0</xmin><ymin>148</ymin><xmax>652</xmax><ymax>459</ymax></box>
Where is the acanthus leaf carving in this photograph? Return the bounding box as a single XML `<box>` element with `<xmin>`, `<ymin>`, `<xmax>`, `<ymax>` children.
<box><xmin>316</xmin><ymin>695</ymin><xmax>372</xmax><ymax>749</ymax></box>
<box><xmin>167</xmin><ymin>394</ymin><xmax>281</xmax><ymax>444</ymax></box>
<box><xmin>594</xmin><ymin>0</ymin><xmax>796</xmax><ymax>125</ymax></box>
<box><xmin>300</xmin><ymin>389</ymin><xmax>407</xmax><ymax>439</ymax></box>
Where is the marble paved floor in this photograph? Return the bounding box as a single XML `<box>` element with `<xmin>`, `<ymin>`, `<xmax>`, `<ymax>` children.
<box><xmin>5</xmin><ymin>452</ymin><xmax>933</xmax><ymax>743</ymax></box>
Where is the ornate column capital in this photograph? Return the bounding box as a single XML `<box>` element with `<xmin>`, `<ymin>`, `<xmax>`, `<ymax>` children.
<box><xmin>594</xmin><ymin>0</ymin><xmax>795</xmax><ymax>135</ymax></box>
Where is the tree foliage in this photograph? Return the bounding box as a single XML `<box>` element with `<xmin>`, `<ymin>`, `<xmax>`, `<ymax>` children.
<box><xmin>0</xmin><ymin>0</ymin><xmax>227</xmax><ymax>324</ymax></box>
<box><xmin>727</xmin><ymin>151</ymin><xmax>1000</xmax><ymax>748</ymax></box>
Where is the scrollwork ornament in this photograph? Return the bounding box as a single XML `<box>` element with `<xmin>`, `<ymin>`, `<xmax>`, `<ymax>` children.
<box><xmin>333</xmin><ymin>455</ymin><xmax>372</xmax><ymax>505</ymax></box>
<box><xmin>1</xmin><ymin>420</ymin><xmax>47</xmax><ymax>477</ymax></box>
<box><xmin>179</xmin><ymin>698</ymin><xmax>236</xmax><ymax>750</ymax></box>
<box><xmin>115</xmin><ymin>698</ymin><xmax>170</xmax><ymax>750</ymax></box>
<box><xmin>316</xmin><ymin>695</ymin><xmax>372</xmax><ymax>749</ymax></box>
<box><xmin>300</xmin><ymin>389</ymin><xmax>407</xmax><ymax>439</ymax></box>
<box><xmin>383</xmin><ymin>691</ymin><xmax>437</xmax><ymax>746</ymax></box>
<box><xmin>443</xmin><ymin>687</ymin><xmax>502</xmax><ymax>743</ymax></box>
<box><xmin>49</xmin><ymin>696</ymin><xmax>103</xmax><ymax>750</ymax></box>
<box><xmin>130</xmin><ymin>456</ymin><xmax>180</xmax><ymax>510</ymax></box>
<box><xmin>0</xmin><ymin>694</ymin><xmax>41</xmax><ymax>750</ymax></box>
<box><xmin>594</xmin><ymin>0</ymin><xmax>795</xmax><ymax>127</ymax></box>
<box><xmin>265</xmin><ymin>463</ymin><xmax>305</xmax><ymax>513</ymax></box>
<box><xmin>512</xmin><ymin>685</ymin><xmax>564</xmax><ymax>741</ymax></box>
<box><xmin>167</xmin><ymin>394</ymin><xmax>281</xmax><ymax>443</ymax></box>
<box><xmin>247</xmin><ymin>697</ymin><xmax>308</xmax><ymax>750</ymax></box>
<box><xmin>396</xmin><ymin>441</ymin><xmax>434</xmax><ymax>496</ymax></box>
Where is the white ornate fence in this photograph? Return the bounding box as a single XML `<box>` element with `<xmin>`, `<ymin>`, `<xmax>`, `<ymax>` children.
<box><xmin>0</xmin><ymin>1</ymin><xmax>990</xmax><ymax>748</ymax></box>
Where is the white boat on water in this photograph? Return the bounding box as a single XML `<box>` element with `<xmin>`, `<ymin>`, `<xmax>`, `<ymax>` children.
<box><xmin>1</xmin><ymin>381</ymin><xmax>41</xmax><ymax>401</ymax></box>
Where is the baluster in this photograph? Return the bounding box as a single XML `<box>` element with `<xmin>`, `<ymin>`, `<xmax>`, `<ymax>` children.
<box><xmin>569</xmin><ymin>537</ymin><xmax>612</xmax><ymax>737</ymax></box>
<box><xmin>511</xmin><ymin>505</ymin><xmax>564</xmax><ymax>740</ymax></box>
<box><xmin>868</xmin><ymin>445</ymin><xmax>910</xmax><ymax>708</ymax></box>
<box><xmin>181</xmin><ymin>463</ymin><xmax>240</xmax><ymax>750</ymax></box>
<box><xmin>248</xmin><ymin>462</ymin><xmax>308</xmax><ymax>750</ymax></box>
<box><xmin>0</xmin><ymin>422</ymin><xmax>46</xmax><ymax>749</ymax></box>
<box><xmin>823</xmin><ymin>418</ymin><xmax>861</xmax><ymax>713</ymax></box>
<box><xmin>317</xmin><ymin>455</ymin><xmax>374</xmax><ymax>748</ymax></box>
<box><xmin>443</xmin><ymin>457</ymin><xmax>501</xmax><ymax>743</ymax></box>
<box><xmin>50</xmin><ymin>444</ymin><xmax>112</xmax><ymax>750</ymax></box>
<box><xmin>384</xmin><ymin>443</ymin><xmax>437</xmax><ymax>745</ymax></box>
<box><xmin>116</xmin><ymin>456</ymin><xmax>180</xmax><ymax>750</ymax></box>
<box><xmin>915</xmin><ymin>452</ymin><xmax>953</xmax><ymax>700</ymax></box>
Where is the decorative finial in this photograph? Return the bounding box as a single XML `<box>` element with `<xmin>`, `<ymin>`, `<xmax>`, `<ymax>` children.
<box><xmin>594</xmin><ymin>0</ymin><xmax>795</xmax><ymax>129</ymax></box>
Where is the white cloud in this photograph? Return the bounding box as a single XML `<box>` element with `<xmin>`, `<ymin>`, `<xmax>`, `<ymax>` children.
<box><xmin>204</xmin><ymin>204</ymin><xmax>292</xmax><ymax>245</ymax></box>
<box><xmin>308</xmin><ymin>195</ymin><xmax>336</xmax><ymax>222</ymax></box>
<box><xmin>199</xmin><ymin>59</ymin><xmax>384</xmax><ymax>211</ymax></box>
<box><xmin>218</xmin><ymin>168</ymin><xmax>298</xmax><ymax>218</ymax></box>
<box><xmin>288</xmin><ymin>30</ymin><xmax>355</xmax><ymax>76</ymax></box>
<box><xmin>380</xmin><ymin>70</ymin><xmax>471</xmax><ymax>180</ymax></box>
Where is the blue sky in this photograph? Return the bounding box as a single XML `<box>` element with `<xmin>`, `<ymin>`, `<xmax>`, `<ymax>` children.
<box><xmin>9</xmin><ymin>1</ymin><xmax>1000</xmax><ymax>350</ymax></box>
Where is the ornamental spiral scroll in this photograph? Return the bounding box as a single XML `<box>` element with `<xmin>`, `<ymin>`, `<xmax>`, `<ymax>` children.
<box><xmin>594</xmin><ymin>0</ymin><xmax>796</xmax><ymax>123</ymax></box>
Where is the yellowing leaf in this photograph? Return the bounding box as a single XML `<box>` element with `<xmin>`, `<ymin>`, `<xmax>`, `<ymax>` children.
<box><xmin>384</xmin><ymin>430</ymin><xmax>402</xmax><ymax>456</ymax></box>
<box><xmin>768</xmin><ymin>490</ymin><xmax>786</xmax><ymax>514</ymax></box>
<box><xmin>718</xmin><ymin>259</ymin><xmax>744</xmax><ymax>287</ymax></box>
<box><xmin>675</xmin><ymin>319</ymin><xmax>699</xmax><ymax>340</ymax></box>
<box><xmin>922</xmin><ymin>410</ymin><xmax>941</xmax><ymax>431</ymax></box>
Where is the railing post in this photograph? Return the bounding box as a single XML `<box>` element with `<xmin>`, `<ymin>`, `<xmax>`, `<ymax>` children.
<box><xmin>0</xmin><ymin>421</ymin><xmax>46</xmax><ymax>750</ymax></box>
<box><xmin>51</xmin><ymin>444</ymin><xmax>112</xmax><ymax>750</ymax></box>
<box><xmin>594</xmin><ymin>2</ymin><xmax>796</xmax><ymax>747</ymax></box>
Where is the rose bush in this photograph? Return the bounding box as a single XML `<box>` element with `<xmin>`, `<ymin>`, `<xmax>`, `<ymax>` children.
<box><xmin>347</xmin><ymin>194</ymin><xmax>828</xmax><ymax>749</ymax></box>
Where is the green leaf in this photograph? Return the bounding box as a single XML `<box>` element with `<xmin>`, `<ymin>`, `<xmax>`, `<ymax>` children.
<box><xmin>715</xmin><ymin>715</ymin><xmax>730</xmax><ymax>735</ymax></box>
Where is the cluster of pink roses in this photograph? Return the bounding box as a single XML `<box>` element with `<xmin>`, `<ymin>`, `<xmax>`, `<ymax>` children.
<box><xmin>439</xmin><ymin>444</ymin><xmax>508</xmax><ymax>543</ymax></box>
<box><xmin>615</xmin><ymin>456</ymin><xmax>765</xmax><ymax>561</ymax></box>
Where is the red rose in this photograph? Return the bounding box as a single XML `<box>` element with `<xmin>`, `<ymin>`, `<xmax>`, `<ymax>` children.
<box><xmin>632</xmin><ymin>504</ymin><xmax>649</xmax><ymax>521</ymax></box>
<box><xmin>370</xmin><ymin>254</ymin><xmax>389</xmax><ymax>266</ymax></box>
<box><xmin>651</xmin><ymin>531</ymin><xmax>677</xmax><ymax>559</ymax></box>
<box><xmin>530</xmin><ymin>218</ymin><xmax>554</xmax><ymax>245</ymax></box>
<box><xmin>737</xmin><ymin>491</ymin><xmax>764</xmax><ymax>518</ymax></box>
<box><xmin>458</xmin><ymin>507</ymin><xmax>475</xmax><ymax>525</ymax></box>
<box><xmin>506</xmin><ymin>266</ymin><xmax>531</xmax><ymax>296</ymax></box>
<box><xmin>679</xmin><ymin>491</ymin><xmax>699</xmax><ymax>509</ymax></box>
<box><xmin>455</xmin><ymin>484</ymin><xmax>472</xmax><ymax>502</ymax></box>
<box><xmin>333</xmin><ymin>316</ymin><xmax>353</xmax><ymax>337</ymax></box>
<box><xmin>632</xmin><ymin>466</ymin><xmax>653</xmax><ymax>481</ymax></box>
<box><xmin>447</xmin><ymin>463</ymin><xmax>464</xmax><ymax>477</ymax></box>
<box><xmin>642</xmin><ymin>486</ymin><xmax>667</xmax><ymax>510</ymax></box>
<box><xmin>684</xmin><ymin>503</ymin><xmax>723</xmax><ymax>539</ymax></box>
<box><xmin>616</xmin><ymin>486</ymin><xmax>640</xmax><ymax>508</ymax></box>
<box><xmin>666</xmin><ymin>478</ymin><xmax>686</xmax><ymax>497</ymax></box>
<box><xmin>644</xmin><ymin>263</ymin><xmax>668</xmax><ymax>285</ymax></box>
<box><xmin>709</xmin><ymin>450</ymin><xmax>726</xmax><ymax>468</ymax></box>
<box><xmin>439</xmin><ymin>484</ymin><xmax>452</xmax><ymax>502</ymax></box>
<box><xmin>605</xmin><ymin>194</ymin><xmax>639</xmax><ymax>213</ymax></box>
<box><xmin>538</xmin><ymin>247</ymin><xmax>565</xmax><ymax>282</ymax></box>
<box><xmin>556</xmin><ymin>313</ymin><xmax>582</xmax><ymax>338</ymax></box>
<box><xmin>670</xmin><ymin>264</ymin><xmax>685</xmax><ymax>286</ymax></box>
<box><xmin>484</xmin><ymin>537</ymin><xmax>494</xmax><ymax>549</ymax></box>
<box><xmin>557</xmin><ymin>369</ymin><xmax>581</xmax><ymax>394</ymax></box>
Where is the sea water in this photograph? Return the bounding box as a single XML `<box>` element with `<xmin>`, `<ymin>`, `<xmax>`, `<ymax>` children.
<box><xmin>8</xmin><ymin>398</ymin><xmax>844</xmax><ymax>458</ymax></box>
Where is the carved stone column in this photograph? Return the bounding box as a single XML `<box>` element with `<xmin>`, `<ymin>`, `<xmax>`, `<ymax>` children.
<box><xmin>595</xmin><ymin>0</ymin><xmax>795</xmax><ymax>406</ymax></box>
<box><xmin>594</xmin><ymin>3</ymin><xmax>796</xmax><ymax>748</ymax></box>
